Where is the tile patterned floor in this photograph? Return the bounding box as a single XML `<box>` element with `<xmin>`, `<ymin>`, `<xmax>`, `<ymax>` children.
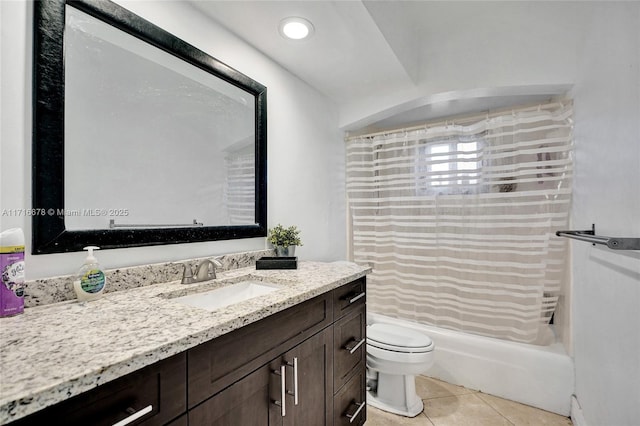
<box><xmin>366</xmin><ymin>376</ymin><xmax>573</xmax><ymax>426</ymax></box>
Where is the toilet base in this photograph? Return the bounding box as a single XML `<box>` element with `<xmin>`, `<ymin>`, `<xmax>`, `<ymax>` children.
<box><xmin>366</xmin><ymin>371</ymin><xmax>424</xmax><ymax>417</ymax></box>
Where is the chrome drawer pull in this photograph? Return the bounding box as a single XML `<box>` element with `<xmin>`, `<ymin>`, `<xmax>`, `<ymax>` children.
<box><xmin>286</xmin><ymin>357</ymin><xmax>299</xmax><ymax>405</ymax></box>
<box><xmin>344</xmin><ymin>337</ymin><xmax>366</xmax><ymax>354</ymax></box>
<box><xmin>112</xmin><ymin>404</ymin><xmax>152</xmax><ymax>426</ymax></box>
<box><xmin>272</xmin><ymin>365</ymin><xmax>287</xmax><ymax>417</ymax></box>
<box><xmin>348</xmin><ymin>292</ymin><xmax>365</xmax><ymax>304</ymax></box>
<box><xmin>345</xmin><ymin>401</ymin><xmax>366</xmax><ymax>423</ymax></box>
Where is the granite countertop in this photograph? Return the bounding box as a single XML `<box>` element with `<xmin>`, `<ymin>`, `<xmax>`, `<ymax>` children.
<box><xmin>0</xmin><ymin>261</ymin><xmax>370</xmax><ymax>424</ymax></box>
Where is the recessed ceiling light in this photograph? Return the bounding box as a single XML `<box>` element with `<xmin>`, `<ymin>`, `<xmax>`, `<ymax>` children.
<box><xmin>279</xmin><ymin>17</ymin><xmax>314</xmax><ymax>40</ymax></box>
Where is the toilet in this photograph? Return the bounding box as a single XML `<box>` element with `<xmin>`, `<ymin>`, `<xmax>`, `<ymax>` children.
<box><xmin>366</xmin><ymin>323</ymin><xmax>435</xmax><ymax>417</ymax></box>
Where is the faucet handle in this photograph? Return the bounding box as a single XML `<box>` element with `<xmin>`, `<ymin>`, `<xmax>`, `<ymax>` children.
<box><xmin>195</xmin><ymin>259</ymin><xmax>220</xmax><ymax>281</ymax></box>
<box><xmin>210</xmin><ymin>259</ymin><xmax>223</xmax><ymax>278</ymax></box>
<box><xmin>212</xmin><ymin>259</ymin><xmax>223</xmax><ymax>279</ymax></box>
<box><xmin>181</xmin><ymin>263</ymin><xmax>195</xmax><ymax>284</ymax></box>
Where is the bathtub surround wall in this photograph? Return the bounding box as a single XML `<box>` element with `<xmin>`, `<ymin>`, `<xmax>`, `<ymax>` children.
<box><xmin>23</xmin><ymin>249</ymin><xmax>274</xmax><ymax>307</ymax></box>
<box><xmin>0</xmin><ymin>0</ymin><xmax>345</xmax><ymax>280</ymax></box>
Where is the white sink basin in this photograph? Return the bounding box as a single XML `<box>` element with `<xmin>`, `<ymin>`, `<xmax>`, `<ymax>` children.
<box><xmin>173</xmin><ymin>280</ymin><xmax>281</xmax><ymax>312</ymax></box>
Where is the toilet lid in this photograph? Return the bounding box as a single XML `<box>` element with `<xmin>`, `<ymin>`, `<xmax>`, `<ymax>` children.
<box><xmin>367</xmin><ymin>323</ymin><xmax>433</xmax><ymax>353</ymax></box>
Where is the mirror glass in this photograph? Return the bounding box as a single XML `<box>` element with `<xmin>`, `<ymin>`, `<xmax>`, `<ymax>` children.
<box><xmin>32</xmin><ymin>0</ymin><xmax>267</xmax><ymax>254</ymax></box>
<box><xmin>65</xmin><ymin>6</ymin><xmax>255</xmax><ymax>230</ymax></box>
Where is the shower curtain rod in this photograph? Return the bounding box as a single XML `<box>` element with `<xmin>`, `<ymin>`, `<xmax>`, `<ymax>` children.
<box><xmin>344</xmin><ymin>100</ymin><xmax>567</xmax><ymax>141</ymax></box>
<box><xmin>556</xmin><ymin>224</ymin><xmax>640</xmax><ymax>250</ymax></box>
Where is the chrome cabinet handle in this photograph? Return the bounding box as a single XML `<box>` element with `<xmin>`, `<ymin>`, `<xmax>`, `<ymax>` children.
<box><xmin>272</xmin><ymin>365</ymin><xmax>287</xmax><ymax>417</ymax></box>
<box><xmin>112</xmin><ymin>404</ymin><xmax>153</xmax><ymax>426</ymax></box>
<box><xmin>345</xmin><ymin>401</ymin><xmax>366</xmax><ymax>423</ymax></box>
<box><xmin>344</xmin><ymin>337</ymin><xmax>366</xmax><ymax>354</ymax></box>
<box><xmin>347</xmin><ymin>292</ymin><xmax>365</xmax><ymax>304</ymax></box>
<box><xmin>286</xmin><ymin>357</ymin><xmax>299</xmax><ymax>405</ymax></box>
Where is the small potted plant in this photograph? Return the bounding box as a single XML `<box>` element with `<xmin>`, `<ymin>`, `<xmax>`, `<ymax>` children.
<box><xmin>268</xmin><ymin>224</ymin><xmax>303</xmax><ymax>257</ymax></box>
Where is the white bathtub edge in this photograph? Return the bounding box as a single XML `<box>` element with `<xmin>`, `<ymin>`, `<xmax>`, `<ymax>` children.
<box><xmin>368</xmin><ymin>312</ymin><xmax>575</xmax><ymax>416</ymax></box>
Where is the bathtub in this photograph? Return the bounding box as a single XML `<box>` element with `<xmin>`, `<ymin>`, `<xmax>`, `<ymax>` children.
<box><xmin>367</xmin><ymin>312</ymin><xmax>575</xmax><ymax>416</ymax></box>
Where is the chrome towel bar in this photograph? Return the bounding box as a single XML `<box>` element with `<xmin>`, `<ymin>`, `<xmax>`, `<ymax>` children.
<box><xmin>556</xmin><ymin>224</ymin><xmax>640</xmax><ymax>250</ymax></box>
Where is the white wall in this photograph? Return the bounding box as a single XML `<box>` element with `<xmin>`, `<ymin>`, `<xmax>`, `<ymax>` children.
<box><xmin>343</xmin><ymin>3</ymin><xmax>640</xmax><ymax>424</ymax></box>
<box><xmin>0</xmin><ymin>0</ymin><xmax>345</xmax><ymax>279</ymax></box>
<box><xmin>570</xmin><ymin>4</ymin><xmax>640</xmax><ymax>426</ymax></box>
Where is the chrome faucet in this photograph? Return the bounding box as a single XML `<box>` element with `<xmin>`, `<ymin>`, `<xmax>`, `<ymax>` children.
<box><xmin>181</xmin><ymin>259</ymin><xmax>223</xmax><ymax>284</ymax></box>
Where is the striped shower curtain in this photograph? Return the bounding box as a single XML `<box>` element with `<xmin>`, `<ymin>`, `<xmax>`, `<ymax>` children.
<box><xmin>224</xmin><ymin>146</ymin><xmax>256</xmax><ymax>225</ymax></box>
<box><xmin>346</xmin><ymin>102</ymin><xmax>573</xmax><ymax>344</ymax></box>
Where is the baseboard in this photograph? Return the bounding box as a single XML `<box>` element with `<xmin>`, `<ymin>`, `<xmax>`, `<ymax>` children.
<box><xmin>571</xmin><ymin>395</ymin><xmax>587</xmax><ymax>426</ymax></box>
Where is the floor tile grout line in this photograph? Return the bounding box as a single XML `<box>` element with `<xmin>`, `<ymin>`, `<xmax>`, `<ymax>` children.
<box><xmin>421</xmin><ymin>393</ymin><xmax>516</xmax><ymax>426</ymax></box>
<box><xmin>472</xmin><ymin>393</ymin><xmax>517</xmax><ymax>426</ymax></box>
<box><xmin>420</xmin><ymin>391</ymin><xmax>476</xmax><ymax>402</ymax></box>
<box><xmin>476</xmin><ymin>393</ymin><xmax>507</xmax><ymax>415</ymax></box>
<box><xmin>418</xmin><ymin>411</ymin><xmax>435</xmax><ymax>426</ymax></box>
<box><xmin>421</xmin><ymin>410</ymin><xmax>436</xmax><ymax>426</ymax></box>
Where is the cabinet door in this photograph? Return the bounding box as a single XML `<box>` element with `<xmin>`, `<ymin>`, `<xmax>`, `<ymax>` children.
<box><xmin>278</xmin><ymin>328</ymin><xmax>333</xmax><ymax>426</ymax></box>
<box><xmin>188</xmin><ymin>362</ymin><xmax>281</xmax><ymax>426</ymax></box>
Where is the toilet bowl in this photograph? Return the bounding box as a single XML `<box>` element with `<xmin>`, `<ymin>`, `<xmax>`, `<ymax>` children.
<box><xmin>366</xmin><ymin>323</ymin><xmax>435</xmax><ymax>417</ymax></box>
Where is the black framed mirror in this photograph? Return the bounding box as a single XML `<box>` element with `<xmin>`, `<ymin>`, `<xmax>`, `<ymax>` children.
<box><xmin>32</xmin><ymin>0</ymin><xmax>267</xmax><ymax>254</ymax></box>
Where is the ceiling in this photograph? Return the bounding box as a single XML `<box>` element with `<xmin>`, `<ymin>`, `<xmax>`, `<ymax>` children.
<box><xmin>189</xmin><ymin>1</ymin><xmax>575</xmax><ymax>131</ymax></box>
<box><xmin>190</xmin><ymin>1</ymin><xmax>416</xmax><ymax>105</ymax></box>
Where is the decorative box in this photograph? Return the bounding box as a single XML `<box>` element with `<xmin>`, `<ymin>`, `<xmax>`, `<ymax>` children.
<box><xmin>255</xmin><ymin>256</ymin><xmax>298</xmax><ymax>270</ymax></box>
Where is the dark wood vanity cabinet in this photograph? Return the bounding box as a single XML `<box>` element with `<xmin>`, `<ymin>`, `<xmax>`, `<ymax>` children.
<box><xmin>9</xmin><ymin>277</ymin><xmax>366</xmax><ymax>426</ymax></box>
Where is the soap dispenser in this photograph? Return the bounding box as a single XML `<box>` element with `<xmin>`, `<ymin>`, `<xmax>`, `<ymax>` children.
<box><xmin>73</xmin><ymin>246</ymin><xmax>106</xmax><ymax>302</ymax></box>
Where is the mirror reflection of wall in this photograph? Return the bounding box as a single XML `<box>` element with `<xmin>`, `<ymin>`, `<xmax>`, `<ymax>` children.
<box><xmin>63</xmin><ymin>5</ymin><xmax>256</xmax><ymax>230</ymax></box>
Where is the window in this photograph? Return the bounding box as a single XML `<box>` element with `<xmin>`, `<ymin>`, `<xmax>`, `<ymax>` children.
<box><xmin>416</xmin><ymin>137</ymin><xmax>484</xmax><ymax>195</ymax></box>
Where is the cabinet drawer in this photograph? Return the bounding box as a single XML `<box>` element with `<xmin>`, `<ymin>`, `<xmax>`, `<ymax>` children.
<box><xmin>333</xmin><ymin>277</ymin><xmax>366</xmax><ymax>320</ymax></box>
<box><xmin>333</xmin><ymin>369</ymin><xmax>367</xmax><ymax>426</ymax></box>
<box><xmin>188</xmin><ymin>292</ymin><xmax>332</xmax><ymax>408</ymax></box>
<box><xmin>10</xmin><ymin>353</ymin><xmax>187</xmax><ymax>426</ymax></box>
<box><xmin>333</xmin><ymin>305</ymin><xmax>366</xmax><ymax>391</ymax></box>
